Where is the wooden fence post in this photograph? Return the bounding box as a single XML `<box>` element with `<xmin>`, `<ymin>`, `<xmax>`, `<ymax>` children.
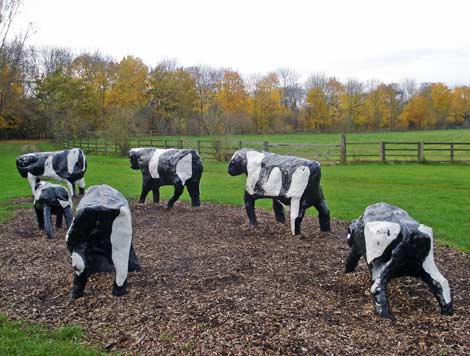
<box><xmin>380</xmin><ymin>141</ymin><xmax>386</xmax><ymax>162</ymax></box>
<box><xmin>239</xmin><ymin>140</ymin><xmax>242</xmax><ymax>149</ymax></box>
<box><xmin>450</xmin><ymin>143</ymin><xmax>455</xmax><ymax>162</ymax></box>
<box><xmin>263</xmin><ymin>141</ymin><xmax>269</xmax><ymax>152</ymax></box>
<box><xmin>95</xmin><ymin>138</ymin><xmax>98</xmax><ymax>154</ymax></box>
<box><xmin>179</xmin><ymin>139</ymin><xmax>183</xmax><ymax>149</ymax></box>
<box><xmin>418</xmin><ymin>142</ymin><xmax>424</xmax><ymax>162</ymax></box>
<box><xmin>197</xmin><ymin>140</ymin><xmax>201</xmax><ymax>153</ymax></box>
<box><xmin>340</xmin><ymin>133</ymin><xmax>347</xmax><ymax>164</ymax></box>
<box><xmin>164</xmin><ymin>140</ymin><xmax>168</xmax><ymax>148</ymax></box>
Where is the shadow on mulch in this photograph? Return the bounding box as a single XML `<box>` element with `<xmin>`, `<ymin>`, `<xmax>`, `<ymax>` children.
<box><xmin>0</xmin><ymin>200</ymin><xmax>469</xmax><ymax>355</ymax></box>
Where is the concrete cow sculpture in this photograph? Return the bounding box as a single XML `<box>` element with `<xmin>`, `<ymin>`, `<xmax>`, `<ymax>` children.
<box><xmin>34</xmin><ymin>181</ymin><xmax>73</xmax><ymax>239</ymax></box>
<box><xmin>228</xmin><ymin>149</ymin><xmax>330</xmax><ymax>235</ymax></box>
<box><xmin>346</xmin><ymin>202</ymin><xmax>453</xmax><ymax>318</ymax></box>
<box><xmin>66</xmin><ymin>185</ymin><xmax>141</xmax><ymax>299</ymax></box>
<box><xmin>16</xmin><ymin>148</ymin><xmax>87</xmax><ymax>196</ymax></box>
<box><xmin>129</xmin><ymin>147</ymin><xmax>203</xmax><ymax>208</ymax></box>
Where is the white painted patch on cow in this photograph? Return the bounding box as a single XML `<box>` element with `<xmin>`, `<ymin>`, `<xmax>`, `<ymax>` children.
<box><xmin>28</xmin><ymin>172</ymin><xmax>37</xmax><ymax>194</ymax></box>
<box><xmin>364</xmin><ymin>221</ymin><xmax>401</xmax><ymax>264</ymax></box>
<box><xmin>419</xmin><ymin>224</ymin><xmax>451</xmax><ymax>304</ymax></box>
<box><xmin>289</xmin><ymin>197</ymin><xmax>300</xmax><ymax>235</ymax></box>
<box><xmin>176</xmin><ymin>153</ymin><xmax>192</xmax><ymax>185</ymax></box>
<box><xmin>67</xmin><ymin>148</ymin><xmax>80</xmax><ymax>174</ymax></box>
<box><xmin>77</xmin><ymin>178</ymin><xmax>86</xmax><ymax>188</ymax></box>
<box><xmin>286</xmin><ymin>166</ymin><xmax>310</xmax><ymax>199</ymax></box>
<box><xmin>71</xmin><ymin>252</ymin><xmax>85</xmax><ymax>276</ymax></box>
<box><xmin>33</xmin><ymin>182</ymin><xmax>44</xmax><ymax>203</ymax></box>
<box><xmin>263</xmin><ymin>167</ymin><xmax>282</xmax><ymax>196</ymax></box>
<box><xmin>58</xmin><ymin>199</ymin><xmax>70</xmax><ymax>208</ymax></box>
<box><xmin>245</xmin><ymin>151</ymin><xmax>265</xmax><ymax>195</ymax></box>
<box><xmin>149</xmin><ymin>149</ymin><xmax>175</xmax><ymax>179</ymax></box>
<box><xmin>110</xmin><ymin>206</ymin><xmax>132</xmax><ymax>287</ymax></box>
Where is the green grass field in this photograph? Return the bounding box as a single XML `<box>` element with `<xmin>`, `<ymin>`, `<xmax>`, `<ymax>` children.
<box><xmin>149</xmin><ymin>128</ymin><xmax>470</xmax><ymax>143</ymax></box>
<box><xmin>0</xmin><ymin>315</ymin><xmax>116</xmax><ymax>356</ymax></box>
<box><xmin>1</xmin><ymin>133</ymin><xmax>470</xmax><ymax>355</ymax></box>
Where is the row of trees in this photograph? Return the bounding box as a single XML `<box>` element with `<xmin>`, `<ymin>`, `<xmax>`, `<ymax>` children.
<box><xmin>1</xmin><ymin>3</ymin><xmax>470</xmax><ymax>139</ymax></box>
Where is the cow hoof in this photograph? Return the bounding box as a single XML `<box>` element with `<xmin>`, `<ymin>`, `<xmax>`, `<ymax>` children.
<box><xmin>375</xmin><ymin>306</ymin><xmax>394</xmax><ymax>320</ymax></box>
<box><xmin>69</xmin><ymin>290</ymin><xmax>84</xmax><ymax>300</ymax></box>
<box><xmin>112</xmin><ymin>281</ymin><xmax>128</xmax><ymax>297</ymax></box>
<box><xmin>441</xmin><ymin>304</ymin><xmax>454</xmax><ymax>316</ymax></box>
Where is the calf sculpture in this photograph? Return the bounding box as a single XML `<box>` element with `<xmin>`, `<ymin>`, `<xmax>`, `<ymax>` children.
<box><xmin>228</xmin><ymin>149</ymin><xmax>330</xmax><ymax>235</ymax></box>
<box><xmin>16</xmin><ymin>148</ymin><xmax>87</xmax><ymax>196</ymax></box>
<box><xmin>33</xmin><ymin>181</ymin><xmax>73</xmax><ymax>239</ymax></box>
<box><xmin>346</xmin><ymin>202</ymin><xmax>453</xmax><ymax>318</ymax></box>
<box><xmin>66</xmin><ymin>185</ymin><xmax>141</xmax><ymax>299</ymax></box>
<box><xmin>129</xmin><ymin>147</ymin><xmax>203</xmax><ymax>208</ymax></box>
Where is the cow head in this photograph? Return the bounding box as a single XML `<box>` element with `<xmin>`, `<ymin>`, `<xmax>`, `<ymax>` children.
<box><xmin>16</xmin><ymin>154</ymin><xmax>38</xmax><ymax>178</ymax></box>
<box><xmin>128</xmin><ymin>148</ymin><xmax>144</xmax><ymax>170</ymax></box>
<box><xmin>228</xmin><ymin>149</ymin><xmax>248</xmax><ymax>176</ymax></box>
<box><xmin>347</xmin><ymin>218</ymin><xmax>362</xmax><ymax>247</ymax></box>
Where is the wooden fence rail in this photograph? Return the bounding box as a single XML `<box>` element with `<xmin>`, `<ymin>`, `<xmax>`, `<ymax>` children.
<box><xmin>59</xmin><ymin>135</ymin><xmax>470</xmax><ymax>164</ymax></box>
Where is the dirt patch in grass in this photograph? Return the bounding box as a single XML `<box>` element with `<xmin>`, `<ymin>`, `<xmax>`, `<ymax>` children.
<box><xmin>0</xmin><ymin>199</ymin><xmax>469</xmax><ymax>355</ymax></box>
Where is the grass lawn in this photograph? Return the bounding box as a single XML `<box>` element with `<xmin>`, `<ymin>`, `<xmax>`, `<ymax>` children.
<box><xmin>145</xmin><ymin>128</ymin><xmax>470</xmax><ymax>144</ymax></box>
<box><xmin>0</xmin><ymin>315</ymin><xmax>116</xmax><ymax>356</ymax></box>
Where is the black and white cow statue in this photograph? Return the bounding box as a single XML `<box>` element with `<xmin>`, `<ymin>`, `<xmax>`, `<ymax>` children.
<box><xmin>228</xmin><ymin>149</ymin><xmax>330</xmax><ymax>235</ymax></box>
<box><xmin>346</xmin><ymin>202</ymin><xmax>453</xmax><ymax>318</ymax></box>
<box><xmin>66</xmin><ymin>184</ymin><xmax>141</xmax><ymax>299</ymax></box>
<box><xmin>129</xmin><ymin>147</ymin><xmax>203</xmax><ymax>208</ymax></box>
<box><xmin>33</xmin><ymin>181</ymin><xmax>73</xmax><ymax>239</ymax></box>
<box><xmin>16</xmin><ymin>148</ymin><xmax>87</xmax><ymax>197</ymax></box>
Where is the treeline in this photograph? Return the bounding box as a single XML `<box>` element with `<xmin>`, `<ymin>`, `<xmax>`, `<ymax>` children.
<box><xmin>2</xmin><ymin>48</ymin><xmax>470</xmax><ymax>140</ymax></box>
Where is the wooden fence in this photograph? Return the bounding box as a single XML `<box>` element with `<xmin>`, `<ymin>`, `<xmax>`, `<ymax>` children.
<box><xmin>59</xmin><ymin>135</ymin><xmax>470</xmax><ymax>164</ymax></box>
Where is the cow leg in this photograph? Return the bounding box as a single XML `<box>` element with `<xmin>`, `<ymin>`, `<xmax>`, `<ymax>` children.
<box><xmin>294</xmin><ymin>201</ymin><xmax>308</xmax><ymax>236</ymax></box>
<box><xmin>289</xmin><ymin>198</ymin><xmax>304</xmax><ymax>235</ymax></box>
<box><xmin>56</xmin><ymin>211</ymin><xmax>63</xmax><ymax>229</ymax></box>
<box><xmin>43</xmin><ymin>206</ymin><xmax>55</xmax><ymax>239</ymax></box>
<box><xmin>77</xmin><ymin>178</ymin><xmax>86</xmax><ymax>195</ymax></box>
<box><xmin>244</xmin><ymin>192</ymin><xmax>257</xmax><ymax>226</ymax></box>
<box><xmin>167</xmin><ymin>183</ymin><xmax>184</xmax><ymax>209</ymax></box>
<box><xmin>152</xmin><ymin>186</ymin><xmax>160</xmax><ymax>203</ymax></box>
<box><xmin>313</xmin><ymin>199</ymin><xmax>331</xmax><ymax>232</ymax></box>
<box><xmin>64</xmin><ymin>206</ymin><xmax>73</xmax><ymax>229</ymax></box>
<box><xmin>272</xmin><ymin>199</ymin><xmax>285</xmax><ymax>224</ymax></box>
<box><xmin>345</xmin><ymin>249</ymin><xmax>362</xmax><ymax>273</ymax></box>
<box><xmin>139</xmin><ymin>177</ymin><xmax>152</xmax><ymax>204</ymax></box>
<box><xmin>35</xmin><ymin>207</ymin><xmax>44</xmax><ymax>230</ymax></box>
<box><xmin>27</xmin><ymin>173</ymin><xmax>37</xmax><ymax>195</ymax></box>
<box><xmin>65</xmin><ymin>180</ymin><xmax>74</xmax><ymax>198</ymax></box>
<box><xmin>186</xmin><ymin>180</ymin><xmax>201</xmax><ymax>207</ymax></box>
<box><xmin>111</xmin><ymin>208</ymin><xmax>131</xmax><ymax>296</ymax></box>
<box><xmin>370</xmin><ymin>242</ymin><xmax>406</xmax><ymax>318</ymax></box>
<box><xmin>420</xmin><ymin>267</ymin><xmax>453</xmax><ymax>315</ymax></box>
<box><xmin>112</xmin><ymin>251</ymin><xmax>129</xmax><ymax>296</ymax></box>
<box><xmin>69</xmin><ymin>271</ymin><xmax>88</xmax><ymax>300</ymax></box>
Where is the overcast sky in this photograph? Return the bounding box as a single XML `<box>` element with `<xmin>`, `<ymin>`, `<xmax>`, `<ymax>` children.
<box><xmin>12</xmin><ymin>0</ymin><xmax>470</xmax><ymax>85</ymax></box>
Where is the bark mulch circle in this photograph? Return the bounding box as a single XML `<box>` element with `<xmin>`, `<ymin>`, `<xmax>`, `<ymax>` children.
<box><xmin>0</xmin><ymin>199</ymin><xmax>469</xmax><ymax>355</ymax></box>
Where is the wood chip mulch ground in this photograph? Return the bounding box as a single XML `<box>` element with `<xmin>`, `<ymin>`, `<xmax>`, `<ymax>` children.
<box><xmin>0</xmin><ymin>198</ymin><xmax>469</xmax><ymax>355</ymax></box>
